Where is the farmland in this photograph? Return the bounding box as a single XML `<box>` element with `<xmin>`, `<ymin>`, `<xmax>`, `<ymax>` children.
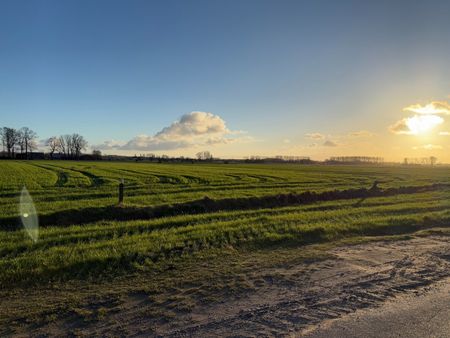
<box><xmin>1</xmin><ymin>160</ymin><xmax>450</xmax><ymax>335</ymax></box>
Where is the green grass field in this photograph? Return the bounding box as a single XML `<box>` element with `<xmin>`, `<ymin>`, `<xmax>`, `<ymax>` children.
<box><xmin>0</xmin><ymin>160</ymin><xmax>449</xmax><ymax>289</ymax></box>
<box><xmin>1</xmin><ymin>160</ymin><xmax>450</xmax><ymax>333</ymax></box>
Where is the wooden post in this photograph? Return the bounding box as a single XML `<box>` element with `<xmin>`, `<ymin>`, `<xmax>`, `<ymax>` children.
<box><xmin>370</xmin><ymin>180</ymin><xmax>379</xmax><ymax>191</ymax></box>
<box><xmin>119</xmin><ymin>179</ymin><xmax>124</xmax><ymax>205</ymax></box>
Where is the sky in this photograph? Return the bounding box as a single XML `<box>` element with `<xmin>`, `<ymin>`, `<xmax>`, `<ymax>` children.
<box><xmin>0</xmin><ymin>0</ymin><xmax>449</xmax><ymax>161</ymax></box>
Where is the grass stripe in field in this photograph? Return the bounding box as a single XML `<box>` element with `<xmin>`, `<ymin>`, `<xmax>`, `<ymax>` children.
<box><xmin>1</xmin><ymin>161</ymin><xmax>449</xmax><ymax>220</ymax></box>
<box><xmin>0</xmin><ymin>189</ymin><xmax>448</xmax><ymax>287</ymax></box>
<box><xmin>1</xmin><ymin>190</ymin><xmax>448</xmax><ymax>246</ymax></box>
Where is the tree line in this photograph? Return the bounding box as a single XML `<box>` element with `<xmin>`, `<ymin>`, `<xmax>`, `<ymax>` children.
<box><xmin>0</xmin><ymin>127</ymin><xmax>37</xmax><ymax>159</ymax></box>
<box><xmin>0</xmin><ymin>126</ymin><xmax>88</xmax><ymax>160</ymax></box>
<box><xmin>46</xmin><ymin>134</ymin><xmax>88</xmax><ymax>159</ymax></box>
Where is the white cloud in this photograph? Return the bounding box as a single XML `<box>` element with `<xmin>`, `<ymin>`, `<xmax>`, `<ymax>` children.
<box><xmin>323</xmin><ymin>140</ymin><xmax>338</xmax><ymax>147</ymax></box>
<box><xmin>154</xmin><ymin>112</ymin><xmax>229</xmax><ymax>140</ymax></box>
<box><xmin>389</xmin><ymin>118</ymin><xmax>412</xmax><ymax>135</ymax></box>
<box><xmin>94</xmin><ymin>139</ymin><xmax>127</xmax><ymax>150</ymax></box>
<box><xmin>403</xmin><ymin>101</ymin><xmax>450</xmax><ymax>115</ymax></box>
<box><xmin>303</xmin><ymin>134</ymin><xmax>340</xmax><ymax>147</ymax></box>
<box><xmin>305</xmin><ymin>133</ymin><xmax>325</xmax><ymax>140</ymax></box>
<box><xmin>96</xmin><ymin>111</ymin><xmax>247</xmax><ymax>152</ymax></box>
<box><xmin>412</xmin><ymin>144</ymin><xmax>443</xmax><ymax>150</ymax></box>
<box><xmin>121</xmin><ymin>135</ymin><xmax>192</xmax><ymax>151</ymax></box>
<box><xmin>348</xmin><ymin>130</ymin><xmax>374</xmax><ymax>138</ymax></box>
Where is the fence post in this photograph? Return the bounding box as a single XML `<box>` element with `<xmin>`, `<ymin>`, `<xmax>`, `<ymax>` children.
<box><xmin>119</xmin><ymin>179</ymin><xmax>124</xmax><ymax>205</ymax></box>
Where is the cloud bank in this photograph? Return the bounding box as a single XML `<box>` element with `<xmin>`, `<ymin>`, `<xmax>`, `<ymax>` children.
<box><xmin>96</xmin><ymin>112</ymin><xmax>247</xmax><ymax>152</ymax></box>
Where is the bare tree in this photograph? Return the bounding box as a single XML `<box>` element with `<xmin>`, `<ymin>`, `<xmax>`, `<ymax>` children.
<box><xmin>71</xmin><ymin>134</ymin><xmax>88</xmax><ymax>159</ymax></box>
<box><xmin>0</xmin><ymin>127</ymin><xmax>4</xmax><ymax>155</ymax></box>
<box><xmin>196</xmin><ymin>151</ymin><xmax>213</xmax><ymax>160</ymax></box>
<box><xmin>65</xmin><ymin>134</ymin><xmax>74</xmax><ymax>158</ymax></box>
<box><xmin>57</xmin><ymin>135</ymin><xmax>74</xmax><ymax>159</ymax></box>
<box><xmin>56</xmin><ymin>136</ymin><xmax>67</xmax><ymax>158</ymax></box>
<box><xmin>19</xmin><ymin>127</ymin><xmax>37</xmax><ymax>159</ymax></box>
<box><xmin>17</xmin><ymin>129</ymin><xmax>25</xmax><ymax>155</ymax></box>
<box><xmin>430</xmin><ymin>156</ymin><xmax>437</xmax><ymax>166</ymax></box>
<box><xmin>92</xmin><ymin>149</ymin><xmax>102</xmax><ymax>160</ymax></box>
<box><xmin>46</xmin><ymin>137</ymin><xmax>60</xmax><ymax>159</ymax></box>
<box><xmin>0</xmin><ymin>127</ymin><xmax>20</xmax><ymax>158</ymax></box>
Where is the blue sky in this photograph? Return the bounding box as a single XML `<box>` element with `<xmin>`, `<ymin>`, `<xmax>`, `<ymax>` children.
<box><xmin>0</xmin><ymin>0</ymin><xmax>449</xmax><ymax>160</ymax></box>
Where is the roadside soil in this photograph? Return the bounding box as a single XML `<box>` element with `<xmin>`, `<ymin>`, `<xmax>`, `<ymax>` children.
<box><xmin>3</xmin><ymin>234</ymin><xmax>450</xmax><ymax>337</ymax></box>
<box><xmin>163</xmin><ymin>235</ymin><xmax>450</xmax><ymax>337</ymax></box>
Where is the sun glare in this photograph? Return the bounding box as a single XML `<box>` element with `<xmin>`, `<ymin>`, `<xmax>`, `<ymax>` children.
<box><xmin>405</xmin><ymin>115</ymin><xmax>443</xmax><ymax>135</ymax></box>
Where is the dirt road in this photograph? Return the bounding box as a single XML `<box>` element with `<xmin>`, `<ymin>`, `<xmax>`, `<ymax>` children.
<box><xmin>304</xmin><ymin>277</ymin><xmax>450</xmax><ymax>338</ymax></box>
<box><xmin>165</xmin><ymin>235</ymin><xmax>450</xmax><ymax>337</ymax></box>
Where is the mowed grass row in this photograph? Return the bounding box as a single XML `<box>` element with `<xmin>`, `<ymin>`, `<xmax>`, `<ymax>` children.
<box><xmin>0</xmin><ymin>161</ymin><xmax>449</xmax><ymax>220</ymax></box>
<box><xmin>0</xmin><ymin>189</ymin><xmax>449</xmax><ymax>288</ymax></box>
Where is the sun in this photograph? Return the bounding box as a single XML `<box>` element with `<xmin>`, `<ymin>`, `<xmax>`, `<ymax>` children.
<box><xmin>405</xmin><ymin>115</ymin><xmax>443</xmax><ymax>135</ymax></box>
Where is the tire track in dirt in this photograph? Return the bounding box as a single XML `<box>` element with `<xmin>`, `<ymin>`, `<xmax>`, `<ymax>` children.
<box><xmin>165</xmin><ymin>236</ymin><xmax>450</xmax><ymax>337</ymax></box>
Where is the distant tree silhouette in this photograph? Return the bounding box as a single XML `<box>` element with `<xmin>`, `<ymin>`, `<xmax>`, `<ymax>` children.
<box><xmin>57</xmin><ymin>135</ymin><xmax>69</xmax><ymax>159</ymax></box>
<box><xmin>46</xmin><ymin>137</ymin><xmax>60</xmax><ymax>159</ymax></box>
<box><xmin>92</xmin><ymin>149</ymin><xmax>102</xmax><ymax>160</ymax></box>
<box><xmin>55</xmin><ymin>134</ymin><xmax>88</xmax><ymax>159</ymax></box>
<box><xmin>430</xmin><ymin>156</ymin><xmax>437</xmax><ymax>166</ymax></box>
<box><xmin>196</xmin><ymin>151</ymin><xmax>213</xmax><ymax>160</ymax></box>
<box><xmin>71</xmin><ymin>134</ymin><xmax>88</xmax><ymax>159</ymax></box>
<box><xmin>19</xmin><ymin>127</ymin><xmax>37</xmax><ymax>159</ymax></box>
<box><xmin>17</xmin><ymin>129</ymin><xmax>25</xmax><ymax>155</ymax></box>
<box><xmin>0</xmin><ymin>127</ymin><xmax>20</xmax><ymax>158</ymax></box>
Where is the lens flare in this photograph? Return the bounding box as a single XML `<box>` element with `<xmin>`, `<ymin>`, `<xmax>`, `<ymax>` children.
<box><xmin>19</xmin><ymin>186</ymin><xmax>39</xmax><ymax>243</ymax></box>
